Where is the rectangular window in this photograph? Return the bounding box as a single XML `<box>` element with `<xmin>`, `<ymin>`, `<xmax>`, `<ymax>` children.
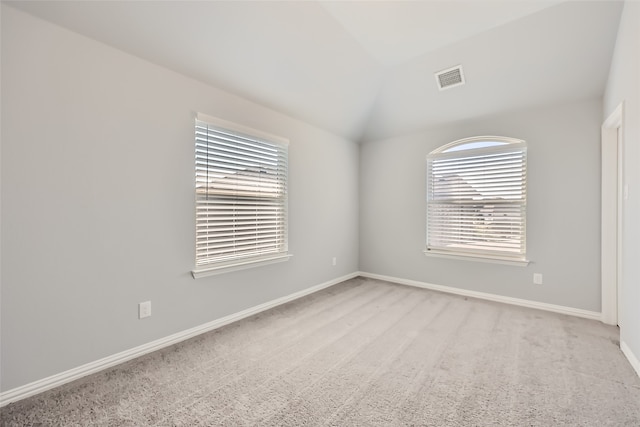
<box><xmin>192</xmin><ymin>113</ymin><xmax>290</xmax><ymax>278</ymax></box>
<box><xmin>426</xmin><ymin>136</ymin><xmax>527</xmax><ymax>265</ymax></box>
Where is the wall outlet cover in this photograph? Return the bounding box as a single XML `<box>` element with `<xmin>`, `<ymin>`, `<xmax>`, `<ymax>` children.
<box><xmin>139</xmin><ymin>301</ymin><xmax>151</xmax><ymax>319</ymax></box>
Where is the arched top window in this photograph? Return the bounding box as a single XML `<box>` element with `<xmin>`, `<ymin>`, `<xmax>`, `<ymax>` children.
<box><xmin>430</xmin><ymin>135</ymin><xmax>524</xmax><ymax>154</ymax></box>
<box><xmin>426</xmin><ymin>136</ymin><xmax>528</xmax><ymax>264</ymax></box>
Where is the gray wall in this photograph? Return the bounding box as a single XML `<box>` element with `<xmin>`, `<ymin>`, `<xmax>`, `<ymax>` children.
<box><xmin>1</xmin><ymin>6</ymin><xmax>359</xmax><ymax>392</ymax></box>
<box><xmin>604</xmin><ymin>2</ymin><xmax>640</xmax><ymax>364</ymax></box>
<box><xmin>360</xmin><ymin>98</ymin><xmax>603</xmax><ymax>312</ymax></box>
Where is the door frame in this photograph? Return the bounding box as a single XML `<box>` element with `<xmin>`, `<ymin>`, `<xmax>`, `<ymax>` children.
<box><xmin>601</xmin><ymin>102</ymin><xmax>624</xmax><ymax>326</ymax></box>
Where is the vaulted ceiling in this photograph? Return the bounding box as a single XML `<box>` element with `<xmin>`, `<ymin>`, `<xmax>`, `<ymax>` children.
<box><xmin>7</xmin><ymin>1</ymin><xmax>623</xmax><ymax>142</ymax></box>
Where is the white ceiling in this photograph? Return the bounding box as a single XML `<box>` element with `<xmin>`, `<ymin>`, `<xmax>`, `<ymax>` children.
<box><xmin>320</xmin><ymin>1</ymin><xmax>561</xmax><ymax>65</ymax></box>
<box><xmin>6</xmin><ymin>1</ymin><xmax>623</xmax><ymax>142</ymax></box>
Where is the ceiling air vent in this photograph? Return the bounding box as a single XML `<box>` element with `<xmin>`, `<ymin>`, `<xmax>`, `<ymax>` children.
<box><xmin>435</xmin><ymin>65</ymin><xmax>465</xmax><ymax>91</ymax></box>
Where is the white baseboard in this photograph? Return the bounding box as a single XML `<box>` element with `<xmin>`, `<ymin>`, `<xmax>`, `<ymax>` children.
<box><xmin>0</xmin><ymin>272</ymin><xmax>359</xmax><ymax>407</ymax></box>
<box><xmin>621</xmin><ymin>341</ymin><xmax>640</xmax><ymax>378</ymax></box>
<box><xmin>358</xmin><ymin>271</ymin><xmax>602</xmax><ymax>321</ymax></box>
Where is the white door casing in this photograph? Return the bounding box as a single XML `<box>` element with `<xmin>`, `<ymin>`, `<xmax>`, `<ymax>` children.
<box><xmin>601</xmin><ymin>102</ymin><xmax>624</xmax><ymax>326</ymax></box>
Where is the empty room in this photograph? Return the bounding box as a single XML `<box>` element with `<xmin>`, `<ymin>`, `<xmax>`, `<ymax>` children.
<box><xmin>1</xmin><ymin>1</ymin><xmax>639</xmax><ymax>425</ymax></box>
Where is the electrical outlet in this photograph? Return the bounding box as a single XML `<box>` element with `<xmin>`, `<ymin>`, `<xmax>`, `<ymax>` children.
<box><xmin>332</xmin><ymin>257</ymin><xmax>337</xmax><ymax>266</ymax></box>
<box><xmin>139</xmin><ymin>301</ymin><xmax>151</xmax><ymax>319</ymax></box>
<box><xmin>533</xmin><ymin>273</ymin><xmax>543</xmax><ymax>285</ymax></box>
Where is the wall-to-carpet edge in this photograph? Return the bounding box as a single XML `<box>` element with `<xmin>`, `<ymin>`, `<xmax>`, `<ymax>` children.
<box><xmin>358</xmin><ymin>272</ymin><xmax>601</xmax><ymax>321</ymax></box>
<box><xmin>0</xmin><ymin>273</ymin><xmax>359</xmax><ymax>407</ymax></box>
<box><xmin>622</xmin><ymin>341</ymin><xmax>640</xmax><ymax>378</ymax></box>
<box><xmin>5</xmin><ymin>271</ymin><xmax>637</xmax><ymax>407</ymax></box>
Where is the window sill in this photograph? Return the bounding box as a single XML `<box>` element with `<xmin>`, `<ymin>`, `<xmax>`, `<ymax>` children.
<box><xmin>423</xmin><ymin>249</ymin><xmax>529</xmax><ymax>267</ymax></box>
<box><xmin>192</xmin><ymin>254</ymin><xmax>293</xmax><ymax>279</ymax></box>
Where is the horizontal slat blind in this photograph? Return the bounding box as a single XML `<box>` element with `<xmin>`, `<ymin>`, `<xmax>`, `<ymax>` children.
<box><xmin>427</xmin><ymin>141</ymin><xmax>526</xmax><ymax>259</ymax></box>
<box><xmin>195</xmin><ymin>118</ymin><xmax>288</xmax><ymax>268</ymax></box>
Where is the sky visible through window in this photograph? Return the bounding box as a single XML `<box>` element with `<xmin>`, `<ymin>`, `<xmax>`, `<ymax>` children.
<box><xmin>442</xmin><ymin>140</ymin><xmax>508</xmax><ymax>153</ymax></box>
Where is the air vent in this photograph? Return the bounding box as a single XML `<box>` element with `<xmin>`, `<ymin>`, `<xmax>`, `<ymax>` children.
<box><xmin>435</xmin><ymin>65</ymin><xmax>465</xmax><ymax>91</ymax></box>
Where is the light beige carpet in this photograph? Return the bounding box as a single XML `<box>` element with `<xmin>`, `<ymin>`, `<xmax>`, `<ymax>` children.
<box><xmin>2</xmin><ymin>277</ymin><xmax>639</xmax><ymax>426</ymax></box>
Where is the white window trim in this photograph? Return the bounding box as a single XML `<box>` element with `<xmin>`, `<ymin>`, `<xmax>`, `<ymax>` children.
<box><xmin>423</xmin><ymin>249</ymin><xmax>529</xmax><ymax>267</ymax></box>
<box><xmin>192</xmin><ymin>254</ymin><xmax>293</xmax><ymax>279</ymax></box>
<box><xmin>426</xmin><ymin>135</ymin><xmax>528</xmax><ymax>264</ymax></box>
<box><xmin>195</xmin><ymin>113</ymin><xmax>289</xmax><ymax>147</ymax></box>
<box><xmin>191</xmin><ymin>113</ymin><xmax>291</xmax><ymax>278</ymax></box>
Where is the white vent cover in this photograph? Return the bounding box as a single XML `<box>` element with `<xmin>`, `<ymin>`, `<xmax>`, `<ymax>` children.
<box><xmin>435</xmin><ymin>65</ymin><xmax>465</xmax><ymax>91</ymax></box>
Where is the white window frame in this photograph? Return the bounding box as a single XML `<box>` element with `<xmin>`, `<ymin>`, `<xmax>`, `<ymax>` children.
<box><xmin>424</xmin><ymin>136</ymin><xmax>529</xmax><ymax>266</ymax></box>
<box><xmin>192</xmin><ymin>113</ymin><xmax>291</xmax><ymax>279</ymax></box>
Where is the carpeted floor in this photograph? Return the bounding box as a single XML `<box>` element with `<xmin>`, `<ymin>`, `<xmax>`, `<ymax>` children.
<box><xmin>1</xmin><ymin>277</ymin><xmax>639</xmax><ymax>426</ymax></box>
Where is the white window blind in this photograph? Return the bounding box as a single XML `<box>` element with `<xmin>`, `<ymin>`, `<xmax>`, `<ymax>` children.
<box><xmin>194</xmin><ymin>114</ymin><xmax>289</xmax><ymax>276</ymax></box>
<box><xmin>426</xmin><ymin>136</ymin><xmax>527</xmax><ymax>262</ymax></box>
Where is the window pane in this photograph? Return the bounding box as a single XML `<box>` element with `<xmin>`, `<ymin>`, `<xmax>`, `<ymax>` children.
<box><xmin>195</xmin><ymin>118</ymin><xmax>288</xmax><ymax>268</ymax></box>
<box><xmin>427</xmin><ymin>137</ymin><xmax>526</xmax><ymax>260</ymax></box>
<box><xmin>442</xmin><ymin>140</ymin><xmax>508</xmax><ymax>152</ymax></box>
